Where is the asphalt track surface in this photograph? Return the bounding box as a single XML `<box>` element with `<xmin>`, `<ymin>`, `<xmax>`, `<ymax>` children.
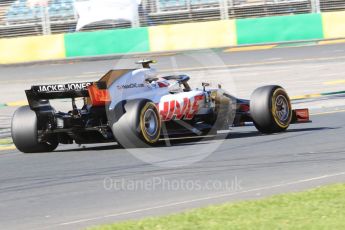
<box><xmin>1</xmin><ymin>43</ymin><xmax>345</xmax><ymax>229</ymax></box>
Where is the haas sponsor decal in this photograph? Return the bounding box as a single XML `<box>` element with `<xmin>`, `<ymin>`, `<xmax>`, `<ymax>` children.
<box><xmin>159</xmin><ymin>95</ymin><xmax>204</xmax><ymax>121</ymax></box>
<box><xmin>116</xmin><ymin>83</ymin><xmax>145</xmax><ymax>90</ymax></box>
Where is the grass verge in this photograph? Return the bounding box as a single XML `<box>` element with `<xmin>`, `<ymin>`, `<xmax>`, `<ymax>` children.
<box><xmin>0</xmin><ymin>138</ymin><xmax>12</xmax><ymax>145</ymax></box>
<box><xmin>90</xmin><ymin>184</ymin><xmax>345</xmax><ymax>230</ymax></box>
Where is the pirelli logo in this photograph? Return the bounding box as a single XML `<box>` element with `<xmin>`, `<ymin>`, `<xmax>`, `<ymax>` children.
<box><xmin>33</xmin><ymin>82</ymin><xmax>93</xmax><ymax>92</ymax></box>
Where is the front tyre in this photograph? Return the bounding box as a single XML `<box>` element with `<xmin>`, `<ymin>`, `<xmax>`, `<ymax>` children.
<box><xmin>11</xmin><ymin>106</ymin><xmax>58</xmax><ymax>153</ymax></box>
<box><xmin>111</xmin><ymin>99</ymin><xmax>161</xmax><ymax>148</ymax></box>
<box><xmin>250</xmin><ymin>85</ymin><xmax>292</xmax><ymax>133</ymax></box>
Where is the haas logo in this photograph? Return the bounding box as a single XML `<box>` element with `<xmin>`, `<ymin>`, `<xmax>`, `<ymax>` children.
<box><xmin>159</xmin><ymin>95</ymin><xmax>204</xmax><ymax>121</ymax></box>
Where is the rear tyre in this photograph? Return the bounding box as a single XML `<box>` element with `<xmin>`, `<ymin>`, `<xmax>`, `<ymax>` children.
<box><xmin>11</xmin><ymin>106</ymin><xmax>58</xmax><ymax>153</ymax></box>
<box><xmin>250</xmin><ymin>85</ymin><xmax>292</xmax><ymax>133</ymax></box>
<box><xmin>111</xmin><ymin>99</ymin><xmax>161</xmax><ymax>148</ymax></box>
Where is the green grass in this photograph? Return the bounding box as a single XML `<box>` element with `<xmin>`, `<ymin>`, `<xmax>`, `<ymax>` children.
<box><xmin>90</xmin><ymin>184</ymin><xmax>345</xmax><ymax>230</ymax></box>
<box><xmin>0</xmin><ymin>138</ymin><xmax>12</xmax><ymax>145</ymax></box>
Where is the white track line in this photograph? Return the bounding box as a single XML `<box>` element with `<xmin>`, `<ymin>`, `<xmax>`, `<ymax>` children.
<box><xmin>59</xmin><ymin>171</ymin><xmax>345</xmax><ymax>226</ymax></box>
<box><xmin>311</xmin><ymin>109</ymin><xmax>345</xmax><ymax>116</ymax></box>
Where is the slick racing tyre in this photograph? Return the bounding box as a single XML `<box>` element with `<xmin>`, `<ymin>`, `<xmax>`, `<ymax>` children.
<box><xmin>250</xmin><ymin>85</ymin><xmax>292</xmax><ymax>133</ymax></box>
<box><xmin>111</xmin><ymin>99</ymin><xmax>161</xmax><ymax>148</ymax></box>
<box><xmin>11</xmin><ymin>106</ymin><xmax>58</xmax><ymax>153</ymax></box>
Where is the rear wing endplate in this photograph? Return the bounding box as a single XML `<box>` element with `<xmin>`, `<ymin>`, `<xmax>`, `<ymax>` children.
<box><xmin>25</xmin><ymin>82</ymin><xmax>93</xmax><ymax>109</ymax></box>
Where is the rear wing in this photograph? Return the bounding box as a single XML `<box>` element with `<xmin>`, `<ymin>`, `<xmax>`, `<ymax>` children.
<box><xmin>26</xmin><ymin>82</ymin><xmax>93</xmax><ymax>109</ymax></box>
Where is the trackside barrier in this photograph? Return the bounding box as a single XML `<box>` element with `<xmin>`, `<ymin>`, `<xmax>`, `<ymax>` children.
<box><xmin>236</xmin><ymin>13</ymin><xmax>324</xmax><ymax>45</ymax></box>
<box><xmin>322</xmin><ymin>11</ymin><xmax>345</xmax><ymax>39</ymax></box>
<box><xmin>1</xmin><ymin>11</ymin><xmax>345</xmax><ymax>64</ymax></box>
<box><xmin>64</xmin><ymin>27</ymin><xmax>150</xmax><ymax>58</ymax></box>
<box><xmin>148</xmin><ymin>20</ymin><xmax>237</xmax><ymax>52</ymax></box>
<box><xmin>0</xmin><ymin>34</ymin><xmax>65</xmax><ymax>64</ymax></box>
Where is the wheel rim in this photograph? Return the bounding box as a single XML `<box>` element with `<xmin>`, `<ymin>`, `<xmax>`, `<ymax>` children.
<box><xmin>274</xmin><ymin>94</ymin><xmax>290</xmax><ymax>124</ymax></box>
<box><xmin>143</xmin><ymin>108</ymin><xmax>158</xmax><ymax>137</ymax></box>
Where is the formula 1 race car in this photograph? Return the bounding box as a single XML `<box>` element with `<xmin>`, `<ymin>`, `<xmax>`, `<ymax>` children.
<box><xmin>11</xmin><ymin>60</ymin><xmax>310</xmax><ymax>153</ymax></box>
